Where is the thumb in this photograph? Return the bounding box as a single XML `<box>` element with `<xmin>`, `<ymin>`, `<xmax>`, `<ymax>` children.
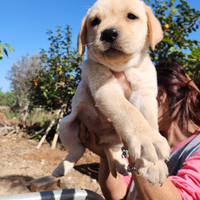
<box><xmin>85</xmin><ymin>129</ymin><xmax>96</xmax><ymax>145</ymax></box>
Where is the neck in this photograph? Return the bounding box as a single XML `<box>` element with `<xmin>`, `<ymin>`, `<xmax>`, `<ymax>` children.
<box><xmin>161</xmin><ymin>121</ymin><xmax>198</xmax><ymax>148</ymax></box>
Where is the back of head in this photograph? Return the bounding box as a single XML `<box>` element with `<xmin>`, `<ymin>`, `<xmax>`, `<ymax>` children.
<box><xmin>155</xmin><ymin>61</ymin><xmax>200</xmax><ymax>128</ymax></box>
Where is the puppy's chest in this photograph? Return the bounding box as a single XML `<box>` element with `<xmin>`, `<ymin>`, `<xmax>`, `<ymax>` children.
<box><xmin>124</xmin><ymin>70</ymin><xmax>141</xmax><ymax>90</ymax></box>
<box><xmin>121</xmin><ymin>68</ymin><xmax>148</xmax><ymax>93</ymax></box>
<box><xmin>118</xmin><ymin>68</ymin><xmax>157</xmax><ymax>104</ymax></box>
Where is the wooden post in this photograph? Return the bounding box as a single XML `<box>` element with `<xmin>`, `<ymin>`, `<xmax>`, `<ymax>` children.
<box><xmin>51</xmin><ymin>104</ymin><xmax>66</xmax><ymax>149</ymax></box>
<box><xmin>36</xmin><ymin>108</ymin><xmax>61</xmax><ymax>149</ymax></box>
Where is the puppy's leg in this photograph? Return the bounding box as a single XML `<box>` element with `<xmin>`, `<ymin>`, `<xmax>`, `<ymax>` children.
<box><xmin>134</xmin><ymin>94</ymin><xmax>158</xmax><ymax>130</ymax></box>
<box><xmin>130</xmin><ymin>92</ymin><xmax>170</xmax><ymax>159</ymax></box>
<box><xmin>78</xmin><ymin>102</ymin><xmax>130</xmax><ymax>177</ymax></box>
<box><xmin>53</xmin><ymin>101</ymin><xmax>98</xmax><ymax>177</ymax></box>
<box><xmin>104</xmin><ymin>144</ymin><xmax>129</xmax><ymax>178</ymax></box>
<box><xmin>52</xmin><ymin>118</ymin><xmax>85</xmax><ymax>177</ymax></box>
<box><xmin>130</xmin><ymin>93</ymin><xmax>169</xmax><ymax>183</ymax></box>
<box><xmin>53</xmin><ymin>75</ymin><xmax>93</xmax><ymax>177</ymax></box>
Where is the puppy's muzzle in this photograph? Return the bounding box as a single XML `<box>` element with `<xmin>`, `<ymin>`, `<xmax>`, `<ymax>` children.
<box><xmin>100</xmin><ymin>28</ymin><xmax>119</xmax><ymax>43</ymax></box>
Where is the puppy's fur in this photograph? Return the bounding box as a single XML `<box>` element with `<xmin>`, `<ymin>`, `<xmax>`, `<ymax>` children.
<box><xmin>53</xmin><ymin>0</ymin><xmax>170</xmax><ymax>184</ymax></box>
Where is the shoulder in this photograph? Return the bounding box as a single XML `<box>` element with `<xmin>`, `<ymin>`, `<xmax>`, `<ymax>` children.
<box><xmin>169</xmin><ymin>149</ymin><xmax>200</xmax><ymax>200</ymax></box>
<box><xmin>168</xmin><ymin>132</ymin><xmax>200</xmax><ymax>199</ymax></box>
<box><xmin>183</xmin><ymin>150</ymin><xmax>200</xmax><ymax>168</ymax></box>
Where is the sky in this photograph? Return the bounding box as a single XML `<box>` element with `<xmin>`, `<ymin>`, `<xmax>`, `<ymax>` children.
<box><xmin>0</xmin><ymin>0</ymin><xmax>200</xmax><ymax>93</ymax></box>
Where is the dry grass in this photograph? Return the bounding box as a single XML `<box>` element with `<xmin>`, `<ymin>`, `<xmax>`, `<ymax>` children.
<box><xmin>1</xmin><ymin>109</ymin><xmax>55</xmax><ymax>128</ymax></box>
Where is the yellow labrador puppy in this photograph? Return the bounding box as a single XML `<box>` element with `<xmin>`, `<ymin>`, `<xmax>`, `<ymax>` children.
<box><xmin>53</xmin><ymin>0</ymin><xmax>170</xmax><ymax>184</ymax></box>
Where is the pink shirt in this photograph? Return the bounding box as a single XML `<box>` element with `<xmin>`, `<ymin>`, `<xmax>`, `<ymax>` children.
<box><xmin>169</xmin><ymin>130</ymin><xmax>200</xmax><ymax>200</ymax></box>
<box><xmin>122</xmin><ymin>129</ymin><xmax>200</xmax><ymax>199</ymax></box>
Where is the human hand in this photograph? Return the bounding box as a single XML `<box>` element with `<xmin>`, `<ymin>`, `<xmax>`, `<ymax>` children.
<box><xmin>79</xmin><ymin>123</ymin><xmax>106</xmax><ymax>158</ymax></box>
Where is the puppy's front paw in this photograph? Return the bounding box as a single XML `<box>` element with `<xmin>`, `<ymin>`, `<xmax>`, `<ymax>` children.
<box><xmin>128</xmin><ymin>128</ymin><xmax>170</xmax><ymax>162</ymax></box>
<box><xmin>135</xmin><ymin>158</ymin><xmax>168</xmax><ymax>184</ymax></box>
<box><xmin>115</xmin><ymin>159</ymin><xmax>130</xmax><ymax>176</ymax></box>
<box><xmin>52</xmin><ymin>160</ymin><xmax>74</xmax><ymax>177</ymax></box>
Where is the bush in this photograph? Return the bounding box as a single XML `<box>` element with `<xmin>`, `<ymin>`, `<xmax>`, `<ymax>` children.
<box><xmin>0</xmin><ymin>91</ymin><xmax>16</xmax><ymax>107</ymax></box>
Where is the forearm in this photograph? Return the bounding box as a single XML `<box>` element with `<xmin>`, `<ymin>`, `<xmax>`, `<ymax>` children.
<box><xmin>99</xmin><ymin>157</ymin><xmax>127</xmax><ymax>200</ymax></box>
<box><xmin>132</xmin><ymin>171</ymin><xmax>182</xmax><ymax>200</ymax></box>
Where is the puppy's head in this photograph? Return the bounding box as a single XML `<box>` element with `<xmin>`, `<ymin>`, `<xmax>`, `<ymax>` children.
<box><xmin>78</xmin><ymin>0</ymin><xmax>163</xmax><ymax>69</ymax></box>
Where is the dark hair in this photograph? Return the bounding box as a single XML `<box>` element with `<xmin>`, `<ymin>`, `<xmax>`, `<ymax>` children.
<box><xmin>155</xmin><ymin>61</ymin><xmax>200</xmax><ymax>128</ymax></box>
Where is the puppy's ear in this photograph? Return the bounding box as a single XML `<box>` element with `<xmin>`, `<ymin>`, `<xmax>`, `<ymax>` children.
<box><xmin>78</xmin><ymin>15</ymin><xmax>87</xmax><ymax>56</ymax></box>
<box><xmin>144</xmin><ymin>5</ymin><xmax>163</xmax><ymax>51</ymax></box>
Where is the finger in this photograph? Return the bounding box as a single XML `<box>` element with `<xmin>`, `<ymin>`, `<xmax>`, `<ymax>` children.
<box><xmin>79</xmin><ymin>123</ymin><xmax>87</xmax><ymax>144</ymax></box>
<box><xmin>85</xmin><ymin>129</ymin><xmax>96</xmax><ymax>144</ymax></box>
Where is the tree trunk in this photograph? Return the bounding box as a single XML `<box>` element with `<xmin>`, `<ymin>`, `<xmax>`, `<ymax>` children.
<box><xmin>22</xmin><ymin>101</ymin><xmax>30</xmax><ymax>128</ymax></box>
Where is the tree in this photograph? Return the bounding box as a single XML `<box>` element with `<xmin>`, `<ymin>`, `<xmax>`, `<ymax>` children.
<box><xmin>7</xmin><ymin>55</ymin><xmax>41</xmax><ymax>124</ymax></box>
<box><xmin>0</xmin><ymin>41</ymin><xmax>14</xmax><ymax>59</ymax></box>
<box><xmin>30</xmin><ymin>25</ymin><xmax>83</xmax><ymax>112</ymax></box>
<box><xmin>29</xmin><ymin>25</ymin><xmax>84</xmax><ymax>149</ymax></box>
<box><xmin>31</xmin><ymin>1</ymin><xmax>200</xmax><ymax>147</ymax></box>
<box><xmin>144</xmin><ymin>0</ymin><xmax>200</xmax><ymax>73</ymax></box>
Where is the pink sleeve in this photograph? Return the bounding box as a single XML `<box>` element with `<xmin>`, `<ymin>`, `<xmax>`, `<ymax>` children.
<box><xmin>122</xmin><ymin>158</ymin><xmax>132</xmax><ymax>189</ymax></box>
<box><xmin>122</xmin><ymin>173</ymin><xmax>132</xmax><ymax>189</ymax></box>
<box><xmin>169</xmin><ymin>150</ymin><xmax>200</xmax><ymax>200</ymax></box>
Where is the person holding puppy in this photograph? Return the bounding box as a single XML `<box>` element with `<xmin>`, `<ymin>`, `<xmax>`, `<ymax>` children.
<box><xmin>79</xmin><ymin>61</ymin><xmax>200</xmax><ymax>200</ymax></box>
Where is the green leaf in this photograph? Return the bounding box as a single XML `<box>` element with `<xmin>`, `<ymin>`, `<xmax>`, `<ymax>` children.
<box><xmin>188</xmin><ymin>71</ymin><xmax>193</xmax><ymax>76</ymax></box>
<box><xmin>5</xmin><ymin>43</ymin><xmax>14</xmax><ymax>53</ymax></box>
<box><xmin>191</xmin><ymin>49</ymin><xmax>200</xmax><ymax>57</ymax></box>
<box><xmin>0</xmin><ymin>44</ymin><xmax>4</xmax><ymax>52</ymax></box>
<box><xmin>162</xmin><ymin>37</ymin><xmax>174</xmax><ymax>45</ymax></box>
<box><xmin>170</xmin><ymin>47</ymin><xmax>175</xmax><ymax>52</ymax></box>
<box><xmin>40</xmin><ymin>86</ymin><xmax>45</xmax><ymax>90</ymax></box>
<box><xmin>43</xmin><ymin>91</ymin><xmax>47</xmax><ymax>98</ymax></box>
<box><xmin>176</xmin><ymin>49</ymin><xmax>182</xmax><ymax>53</ymax></box>
<box><xmin>4</xmin><ymin>48</ymin><xmax>8</xmax><ymax>56</ymax></box>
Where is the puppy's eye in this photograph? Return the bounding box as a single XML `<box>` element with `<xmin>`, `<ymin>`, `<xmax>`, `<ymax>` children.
<box><xmin>91</xmin><ymin>18</ymin><xmax>101</xmax><ymax>26</ymax></box>
<box><xmin>127</xmin><ymin>13</ymin><xmax>138</xmax><ymax>20</ymax></box>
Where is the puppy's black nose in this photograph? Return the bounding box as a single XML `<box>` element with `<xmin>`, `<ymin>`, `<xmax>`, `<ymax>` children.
<box><xmin>100</xmin><ymin>28</ymin><xmax>119</xmax><ymax>43</ymax></box>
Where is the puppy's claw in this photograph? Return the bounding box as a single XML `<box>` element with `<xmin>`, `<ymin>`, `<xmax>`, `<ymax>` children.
<box><xmin>165</xmin><ymin>157</ymin><xmax>170</xmax><ymax>162</ymax></box>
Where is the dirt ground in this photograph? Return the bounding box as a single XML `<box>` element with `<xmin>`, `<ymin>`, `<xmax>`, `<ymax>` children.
<box><xmin>0</xmin><ymin>135</ymin><xmax>103</xmax><ymax>198</ymax></box>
